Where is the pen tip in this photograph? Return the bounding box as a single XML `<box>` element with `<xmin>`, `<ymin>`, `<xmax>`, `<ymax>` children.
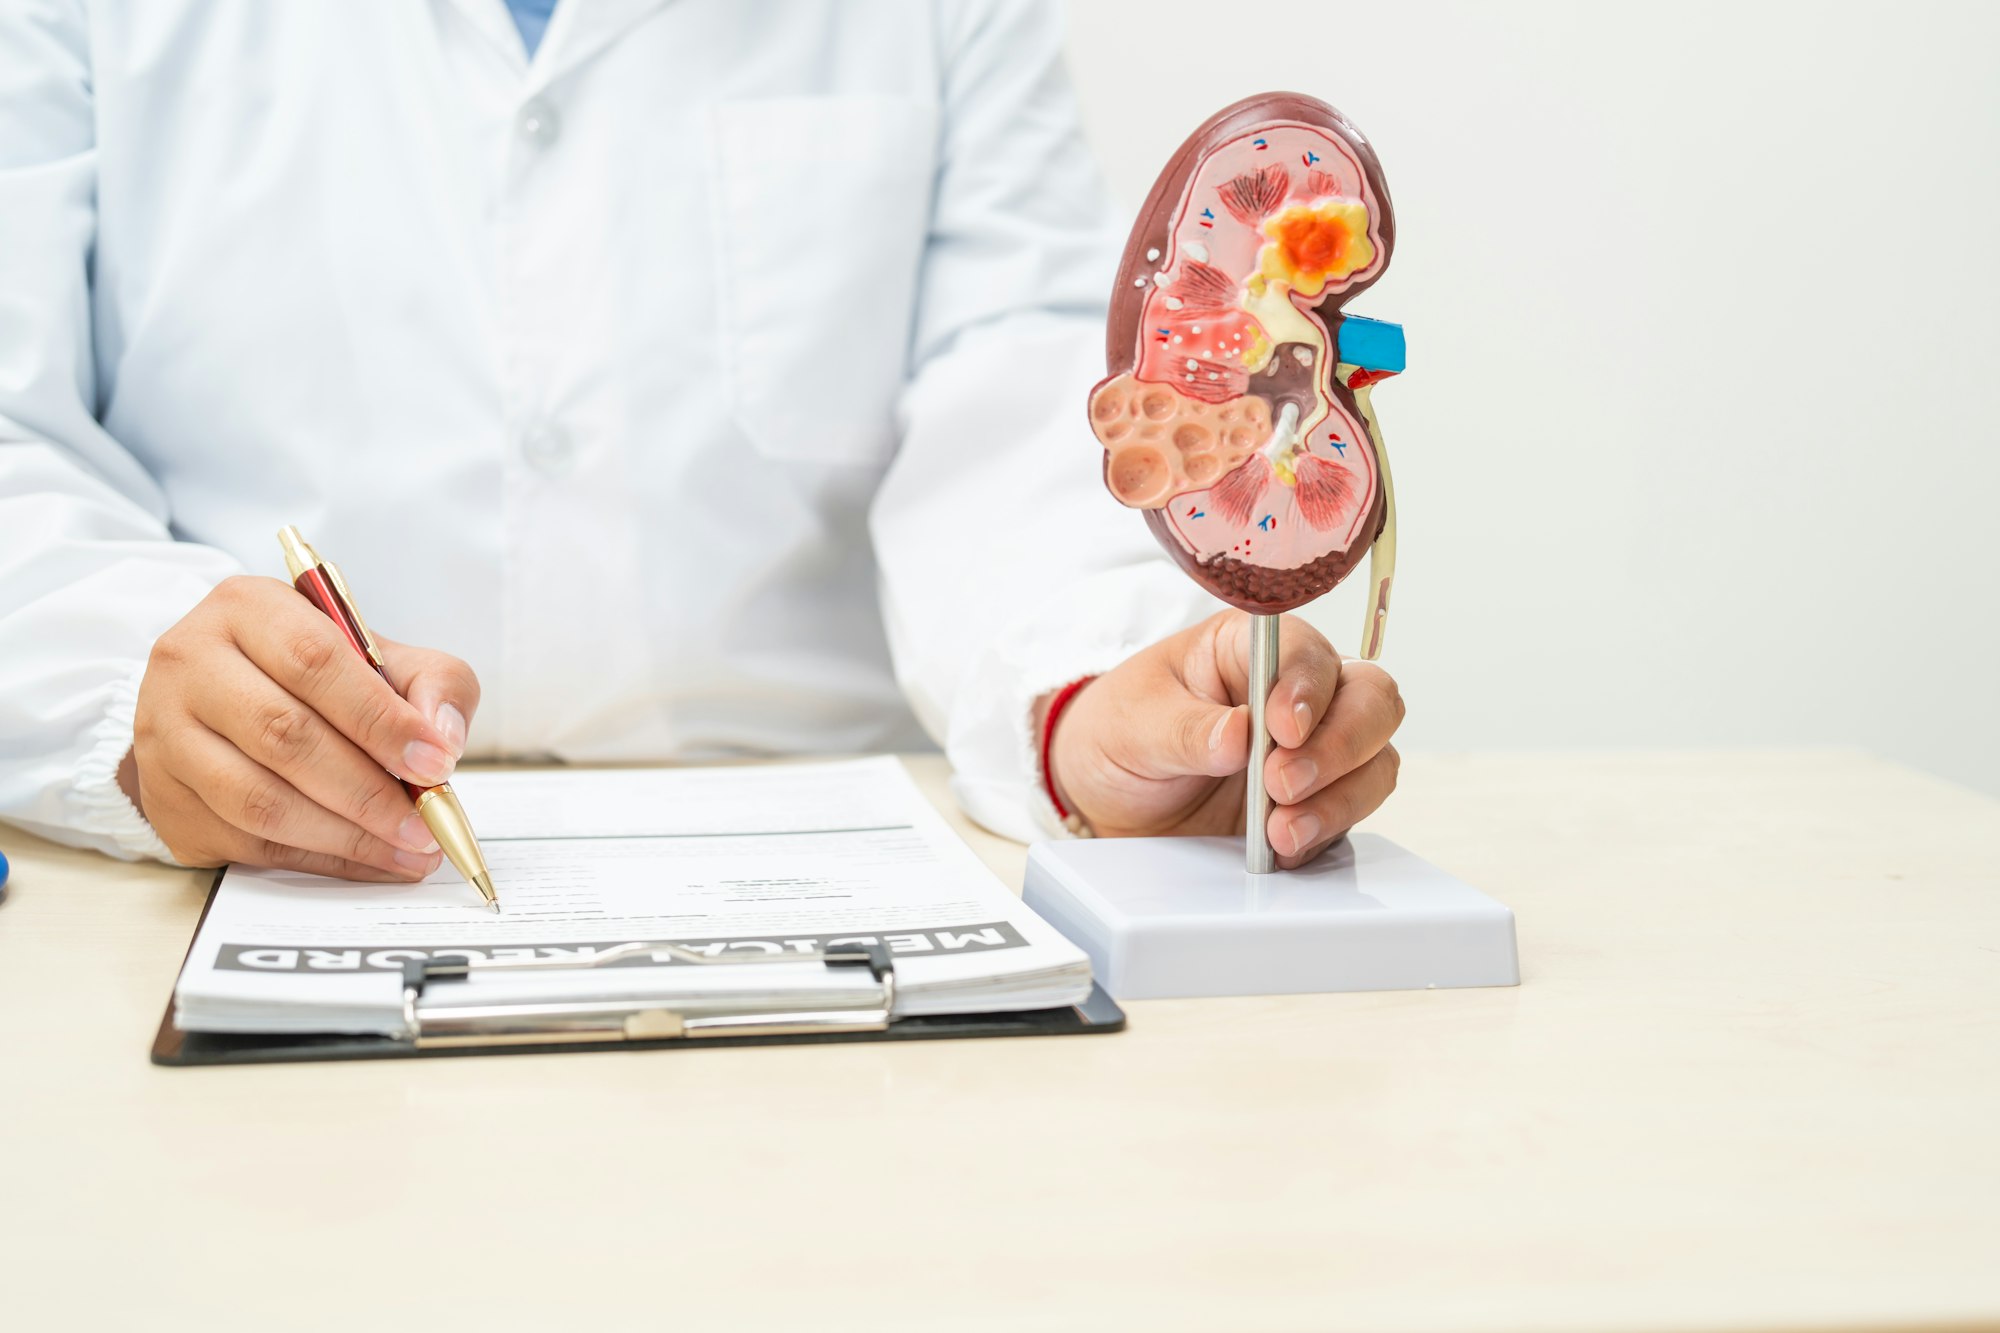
<box><xmin>469</xmin><ymin>869</ymin><xmax>499</xmax><ymax>913</ymax></box>
<box><xmin>491</xmin><ymin>901</ymin><xmax>502</xmax><ymax>914</ymax></box>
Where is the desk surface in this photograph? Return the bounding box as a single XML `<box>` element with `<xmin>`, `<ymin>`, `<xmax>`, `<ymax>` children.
<box><xmin>0</xmin><ymin>750</ymin><xmax>1995</xmax><ymax>1332</ymax></box>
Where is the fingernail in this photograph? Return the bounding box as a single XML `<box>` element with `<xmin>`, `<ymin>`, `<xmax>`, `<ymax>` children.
<box><xmin>1294</xmin><ymin>699</ymin><xmax>1313</xmax><ymax>738</ymax></box>
<box><xmin>393</xmin><ymin>848</ymin><xmax>441</xmax><ymax>876</ymax></box>
<box><xmin>403</xmin><ymin>739</ymin><xmax>454</xmax><ymax>785</ymax></box>
<box><xmin>397</xmin><ymin>813</ymin><xmax>440</xmax><ymax>853</ymax></box>
<box><xmin>1287</xmin><ymin>812</ymin><xmax>1323</xmax><ymax>856</ymax></box>
<box><xmin>1207</xmin><ymin>711</ymin><xmax>1231</xmax><ymax>755</ymax></box>
<box><xmin>435</xmin><ymin>703</ymin><xmax>467</xmax><ymax>757</ymax></box>
<box><xmin>1284</xmin><ymin>756</ymin><xmax>1318</xmax><ymax>802</ymax></box>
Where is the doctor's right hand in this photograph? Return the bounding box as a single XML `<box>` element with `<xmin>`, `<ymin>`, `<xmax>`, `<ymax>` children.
<box><xmin>119</xmin><ymin>576</ymin><xmax>480</xmax><ymax>881</ymax></box>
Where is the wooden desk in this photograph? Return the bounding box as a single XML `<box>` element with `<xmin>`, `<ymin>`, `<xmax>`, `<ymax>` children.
<box><xmin>0</xmin><ymin>752</ymin><xmax>1995</xmax><ymax>1332</ymax></box>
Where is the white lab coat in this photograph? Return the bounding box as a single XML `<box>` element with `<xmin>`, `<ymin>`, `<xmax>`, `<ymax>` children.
<box><xmin>0</xmin><ymin>0</ymin><xmax>1217</xmax><ymax>860</ymax></box>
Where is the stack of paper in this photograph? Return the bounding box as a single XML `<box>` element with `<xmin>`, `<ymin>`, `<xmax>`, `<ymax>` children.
<box><xmin>172</xmin><ymin>758</ymin><xmax>1093</xmax><ymax>1036</ymax></box>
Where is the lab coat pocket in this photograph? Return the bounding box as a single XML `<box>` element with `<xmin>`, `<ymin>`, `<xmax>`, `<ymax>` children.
<box><xmin>708</xmin><ymin>96</ymin><xmax>940</xmax><ymax>466</ymax></box>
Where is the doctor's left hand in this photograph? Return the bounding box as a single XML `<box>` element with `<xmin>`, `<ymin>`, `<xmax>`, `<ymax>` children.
<box><xmin>1041</xmin><ymin>611</ymin><xmax>1404</xmax><ymax>869</ymax></box>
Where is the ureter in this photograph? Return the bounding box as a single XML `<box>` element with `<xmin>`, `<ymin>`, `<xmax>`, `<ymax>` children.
<box><xmin>1347</xmin><ymin>372</ymin><xmax>1397</xmax><ymax>660</ymax></box>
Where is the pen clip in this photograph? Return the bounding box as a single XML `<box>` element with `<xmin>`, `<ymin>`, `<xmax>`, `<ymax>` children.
<box><xmin>319</xmin><ymin>558</ymin><xmax>387</xmax><ymax>670</ymax></box>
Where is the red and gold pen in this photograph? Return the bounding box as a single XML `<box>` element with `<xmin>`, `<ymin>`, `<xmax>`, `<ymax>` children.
<box><xmin>277</xmin><ymin>526</ymin><xmax>500</xmax><ymax>912</ymax></box>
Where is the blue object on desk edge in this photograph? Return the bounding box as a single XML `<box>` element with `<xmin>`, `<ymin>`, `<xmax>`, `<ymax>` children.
<box><xmin>0</xmin><ymin>848</ymin><xmax>9</xmax><ymax>900</ymax></box>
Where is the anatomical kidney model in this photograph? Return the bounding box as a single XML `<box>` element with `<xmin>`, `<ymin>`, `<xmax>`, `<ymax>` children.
<box><xmin>1089</xmin><ymin>93</ymin><xmax>1405</xmax><ymax>871</ymax></box>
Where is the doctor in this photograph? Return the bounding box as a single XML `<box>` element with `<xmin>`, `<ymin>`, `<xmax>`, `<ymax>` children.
<box><xmin>0</xmin><ymin>0</ymin><xmax>1403</xmax><ymax>880</ymax></box>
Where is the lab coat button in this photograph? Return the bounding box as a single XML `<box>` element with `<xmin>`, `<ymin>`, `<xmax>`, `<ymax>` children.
<box><xmin>521</xmin><ymin>426</ymin><xmax>574</xmax><ymax>475</ymax></box>
<box><xmin>516</xmin><ymin>99</ymin><xmax>560</xmax><ymax>148</ymax></box>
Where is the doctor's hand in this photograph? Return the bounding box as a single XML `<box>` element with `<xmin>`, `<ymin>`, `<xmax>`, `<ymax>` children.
<box><xmin>1042</xmin><ymin>611</ymin><xmax>1403</xmax><ymax>869</ymax></box>
<box><xmin>120</xmin><ymin>576</ymin><xmax>480</xmax><ymax>881</ymax></box>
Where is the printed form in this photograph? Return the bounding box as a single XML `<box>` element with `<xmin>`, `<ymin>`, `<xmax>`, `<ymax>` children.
<box><xmin>173</xmin><ymin>758</ymin><xmax>1092</xmax><ymax>1035</ymax></box>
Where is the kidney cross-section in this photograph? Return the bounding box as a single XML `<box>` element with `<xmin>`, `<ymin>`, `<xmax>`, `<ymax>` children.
<box><xmin>1091</xmin><ymin>97</ymin><xmax>1398</xmax><ymax>615</ymax></box>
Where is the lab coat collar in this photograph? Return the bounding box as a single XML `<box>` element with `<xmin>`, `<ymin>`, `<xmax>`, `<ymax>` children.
<box><xmin>439</xmin><ymin>0</ymin><xmax>679</xmax><ymax>90</ymax></box>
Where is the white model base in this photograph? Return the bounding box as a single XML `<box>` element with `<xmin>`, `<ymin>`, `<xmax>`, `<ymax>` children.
<box><xmin>1022</xmin><ymin>833</ymin><xmax>1519</xmax><ymax>1001</ymax></box>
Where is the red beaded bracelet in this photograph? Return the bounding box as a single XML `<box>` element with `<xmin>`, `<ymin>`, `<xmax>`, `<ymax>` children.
<box><xmin>1040</xmin><ymin>676</ymin><xmax>1095</xmax><ymax>824</ymax></box>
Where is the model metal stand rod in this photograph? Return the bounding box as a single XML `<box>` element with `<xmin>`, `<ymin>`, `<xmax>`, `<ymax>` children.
<box><xmin>1245</xmin><ymin>613</ymin><xmax>1280</xmax><ymax>874</ymax></box>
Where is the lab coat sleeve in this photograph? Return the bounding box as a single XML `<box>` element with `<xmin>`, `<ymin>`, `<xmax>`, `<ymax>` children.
<box><xmin>871</xmin><ymin>0</ymin><xmax>1217</xmax><ymax>843</ymax></box>
<box><xmin>0</xmin><ymin>0</ymin><xmax>241</xmax><ymax>860</ymax></box>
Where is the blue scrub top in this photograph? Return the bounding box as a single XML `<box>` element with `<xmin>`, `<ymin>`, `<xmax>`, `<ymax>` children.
<box><xmin>505</xmin><ymin>0</ymin><xmax>559</xmax><ymax>57</ymax></box>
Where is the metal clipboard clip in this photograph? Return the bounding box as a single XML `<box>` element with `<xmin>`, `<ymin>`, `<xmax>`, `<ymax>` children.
<box><xmin>395</xmin><ymin>941</ymin><xmax>897</xmax><ymax>1049</ymax></box>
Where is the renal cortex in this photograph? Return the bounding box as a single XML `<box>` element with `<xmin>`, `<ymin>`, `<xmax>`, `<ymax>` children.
<box><xmin>1090</xmin><ymin>92</ymin><xmax>1403</xmax><ymax>657</ymax></box>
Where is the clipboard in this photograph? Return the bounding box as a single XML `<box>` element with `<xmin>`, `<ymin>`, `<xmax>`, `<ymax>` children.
<box><xmin>151</xmin><ymin>872</ymin><xmax>1126</xmax><ymax>1067</ymax></box>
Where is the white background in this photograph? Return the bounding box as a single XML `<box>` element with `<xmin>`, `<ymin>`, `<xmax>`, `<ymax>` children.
<box><xmin>1064</xmin><ymin>1</ymin><xmax>2000</xmax><ymax>795</ymax></box>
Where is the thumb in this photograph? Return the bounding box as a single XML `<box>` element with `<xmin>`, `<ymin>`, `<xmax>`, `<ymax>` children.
<box><xmin>378</xmin><ymin>637</ymin><xmax>482</xmax><ymax>759</ymax></box>
<box><xmin>1142</xmin><ymin>687</ymin><xmax>1249</xmax><ymax>780</ymax></box>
